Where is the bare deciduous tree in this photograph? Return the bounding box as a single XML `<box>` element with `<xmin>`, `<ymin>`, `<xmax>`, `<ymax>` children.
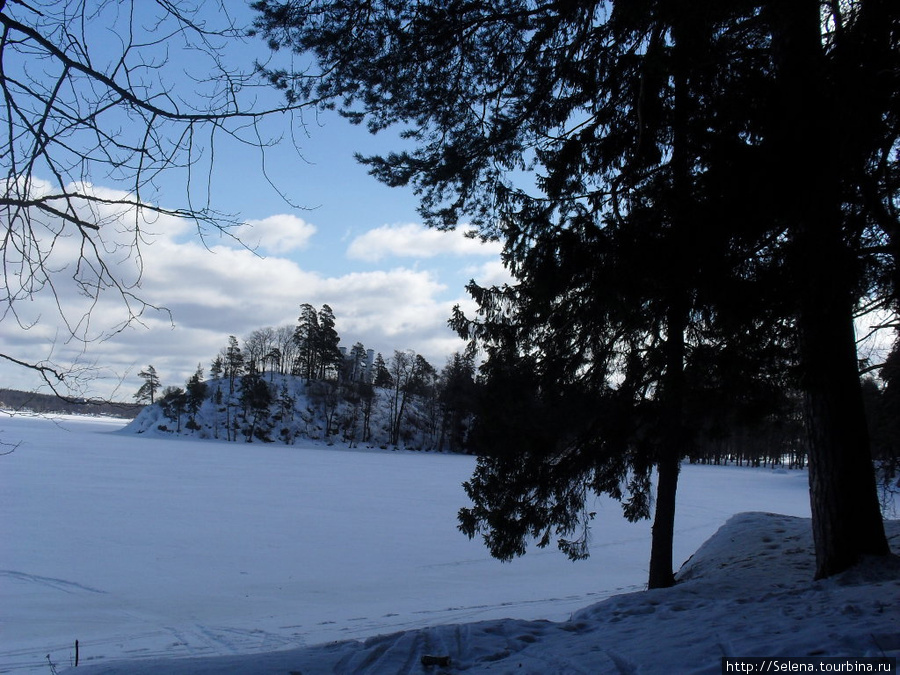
<box><xmin>0</xmin><ymin>0</ymin><xmax>307</xmax><ymax>397</ymax></box>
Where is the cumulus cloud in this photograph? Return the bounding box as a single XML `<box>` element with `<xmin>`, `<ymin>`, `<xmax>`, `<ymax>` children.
<box><xmin>0</xmin><ymin>193</ymin><xmax>480</xmax><ymax>397</ymax></box>
<box><xmin>461</xmin><ymin>259</ymin><xmax>515</xmax><ymax>289</ymax></box>
<box><xmin>234</xmin><ymin>214</ymin><xmax>317</xmax><ymax>254</ymax></box>
<box><xmin>347</xmin><ymin>223</ymin><xmax>502</xmax><ymax>262</ymax></box>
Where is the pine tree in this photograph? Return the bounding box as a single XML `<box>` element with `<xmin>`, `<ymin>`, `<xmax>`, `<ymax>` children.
<box><xmin>239</xmin><ymin>365</ymin><xmax>272</xmax><ymax>442</ymax></box>
<box><xmin>765</xmin><ymin>0</ymin><xmax>893</xmax><ymax>576</ymax></box>
<box><xmin>185</xmin><ymin>364</ymin><xmax>208</xmax><ymax>430</ymax></box>
<box><xmin>224</xmin><ymin>336</ymin><xmax>245</xmax><ymax>395</ymax></box>
<box><xmin>278</xmin><ymin>380</ymin><xmax>295</xmax><ymax>422</ymax></box>
<box><xmin>439</xmin><ymin>352</ymin><xmax>477</xmax><ymax>453</ymax></box>
<box><xmin>160</xmin><ymin>386</ymin><xmax>186</xmax><ymax>433</ymax></box>
<box><xmin>209</xmin><ymin>355</ymin><xmax>224</xmax><ymax>381</ymax></box>
<box><xmin>372</xmin><ymin>353</ymin><xmax>393</xmax><ymax>389</ymax></box>
<box><xmin>316</xmin><ymin>304</ymin><xmax>343</xmax><ymax>380</ymax></box>
<box><xmin>294</xmin><ymin>303</ymin><xmax>320</xmax><ymax>381</ymax></box>
<box><xmin>134</xmin><ymin>365</ymin><xmax>161</xmax><ymax>404</ymax></box>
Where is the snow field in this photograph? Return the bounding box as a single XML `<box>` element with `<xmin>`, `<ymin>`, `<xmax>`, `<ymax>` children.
<box><xmin>3</xmin><ymin>411</ymin><xmax>891</xmax><ymax>675</ymax></box>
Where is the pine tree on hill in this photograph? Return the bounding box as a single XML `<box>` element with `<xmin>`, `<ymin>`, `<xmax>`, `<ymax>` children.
<box><xmin>316</xmin><ymin>304</ymin><xmax>343</xmax><ymax>380</ymax></box>
<box><xmin>294</xmin><ymin>303</ymin><xmax>319</xmax><ymax>381</ymax></box>
<box><xmin>224</xmin><ymin>336</ymin><xmax>245</xmax><ymax>395</ymax></box>
<box><xmin>134</xmin><ymin>366</ymin><xmax>161</xmax><ymax>405</ymax></box>
<box><xmin>372</xmin><ymin>353</ymin><xmax>393</xmax><ymax>389</ymax></box>
<box><xmin>185</xmin><ymin>364</ymin><xmax>207</xmax><ymax>430</ymax></box>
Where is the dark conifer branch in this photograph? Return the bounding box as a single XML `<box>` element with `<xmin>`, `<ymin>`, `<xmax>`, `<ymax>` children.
<box><xmin>252</xmin><ymin>0</ymin><xmax>899</xmax><ymax>582</ymax></box>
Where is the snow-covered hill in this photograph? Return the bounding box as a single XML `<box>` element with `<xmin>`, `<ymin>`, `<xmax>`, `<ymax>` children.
<box><xmin>65</xmin><ymin>513</ymin><xmax>900</xmax><ymax>674</ymax></box>
<box><xmin>124</xmin><ymin>374</ymin><xmax>457</xmax><ymax>452</ymax></box>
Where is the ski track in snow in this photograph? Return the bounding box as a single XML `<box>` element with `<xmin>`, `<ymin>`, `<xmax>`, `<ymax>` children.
<box><xmin>9</xmin><ymin>517</ymin><xmax>897</xmax><ymax>675</ymax></box>
<box><xmin>0</xmin><ymin>570</ymin><xmax>107</xmax><ymax>595</ymax></box>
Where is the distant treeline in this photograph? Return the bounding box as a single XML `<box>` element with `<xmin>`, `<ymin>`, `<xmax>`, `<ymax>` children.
<box><xmin>0</xmin><ymin>389</ymin><xmax>143</xmax><ymax>419</ymax></box>
<box><xmin>136</xmin><ymin>303</ymin><xmax>899</xmax><ymax>486</ymax></box>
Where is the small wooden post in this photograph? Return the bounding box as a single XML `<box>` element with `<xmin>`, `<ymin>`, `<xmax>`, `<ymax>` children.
<box><xmin>75</xmin><ymin>640</ymin><xmax>79</xmax><ymax>667</ymax></box>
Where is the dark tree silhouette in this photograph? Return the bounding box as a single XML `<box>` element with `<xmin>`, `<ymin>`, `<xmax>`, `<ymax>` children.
<box><xmin>254</xmin><ymin>0</ymin><xmax>897</xmax><ymax>581</ymax></box>
<box><xmin>134</xmin><ymin>365</ymin><xmax>162</xmax><ymax>404</ymax></box>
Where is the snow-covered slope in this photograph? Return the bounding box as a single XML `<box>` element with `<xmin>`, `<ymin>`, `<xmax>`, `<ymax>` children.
<box><xmin>63</xmin><ymin>513</ymin><xmax>900</xmax><ymax>674</ymax></box>
<box><xmin>124</xmin><ymin>374</ymin><xmax>450</xmax><ymax>452</ymax></box>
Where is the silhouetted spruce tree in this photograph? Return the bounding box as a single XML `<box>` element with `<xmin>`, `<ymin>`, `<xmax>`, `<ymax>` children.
<box><xmin>253</xmin><ymin>0</ymin><xmax>784</xmax><ymax>588</ymax></box>
<box><xmin>253</xmin><ymin>0</ymin><xmax>896</xmax><ymax>581</ymax></box>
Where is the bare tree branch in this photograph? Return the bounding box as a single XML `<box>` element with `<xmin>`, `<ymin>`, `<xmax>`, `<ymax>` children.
<box><xmin>0</xmin><ymin>0</ymin><xmax>310</xmax><ymax>400</ymax></box>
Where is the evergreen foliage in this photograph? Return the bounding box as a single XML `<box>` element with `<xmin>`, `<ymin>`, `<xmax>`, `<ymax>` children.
<box><xmin>185</xmin><ymin>364</ymin><xmax>207</xmax><ymax>430</ymax></box>
<box><xmin>134</xmin><ymin>366</ymin><xmax>162</xmax><ymax>404</ymax></box>
<box><xmin>159</xmin><ymin>386</ymin><xmax>187</xmax><ymax>433</ymax></box>
<box><xmin>135</xmin><ymin>304</ymin><xmax>479</xmax><ymax>452</ymax></box>
<box><xmin>223</xmin><ymin>336</ymin><xmax>245</xmax><ymax>395</ymax></box>
<box><xmin>252</xmin><ymin>0</ymin><xmax>898</xmax><ymax>582</ymax></box>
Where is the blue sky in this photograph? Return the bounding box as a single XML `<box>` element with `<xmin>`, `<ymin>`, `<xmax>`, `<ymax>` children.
<box><xmin>0</xmin><ymin>1</ymin><xmax>509</xmax><ymax>400</ymax></box>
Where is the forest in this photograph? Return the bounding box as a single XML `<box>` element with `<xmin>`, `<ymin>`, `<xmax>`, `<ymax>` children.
<box><xmin>0</xmin><ymin>389</ymin><xmax>142</xmax><ymax>418</ymax></box>
<box><xmin>131</xmin><ymin>303</ymin><xmax>479</xmax><ymax>454</ymax></box>
<box><xmin>131</xmin><ymin>303</ymin><xmax>899</xmax><ymax>495</ymax></box>
<box><xmin>2</xmin><ymin>4</ymin><xmax>897</xmax><ymax>660</ymax></box>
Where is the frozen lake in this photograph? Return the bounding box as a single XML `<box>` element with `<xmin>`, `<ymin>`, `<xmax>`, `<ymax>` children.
<box><xmin>0</xmin><ymin>412</ymin><xmax>812</xmax><ymax>673</ymax></box>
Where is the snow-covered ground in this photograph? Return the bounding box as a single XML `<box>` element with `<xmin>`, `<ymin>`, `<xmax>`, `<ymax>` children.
<box><xmin>1</xmin><ymin>412</ymin><xmax>896</xmax><ymax>674</ymax></box>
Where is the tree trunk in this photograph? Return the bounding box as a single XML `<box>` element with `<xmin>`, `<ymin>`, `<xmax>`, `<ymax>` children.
<box><xmin>647</xmin><ymin>16</ymin><xmax>694</xmax><ymax>590</ymax></box>
<box><xmin>772</xmin><ymin>0</ymin><xmax>889</xmax><ymax>579</ymax></box>
<box><xmin>649</xmin><ymin>447</ymin><xmax>679</xmax><ymax>589</ymax></box>
<box><xmin>648</xmin><ymin>302</ymin><xmax>688</xmax><ymax>590</ymax></box>
<box><xmin>801</xmin><ymin>299</ymin><xmax>890</xmax><ymax>578</ymax></box>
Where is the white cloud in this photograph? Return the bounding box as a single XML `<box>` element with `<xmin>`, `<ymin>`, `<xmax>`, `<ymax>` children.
<box><xmin>0</xmin><ymin>194</ymin><xmax>477</xmax><ymax>397</ymax></box>
<box><xmin>235</xmin><ymin>214</ymin><xmax>317</xmax><ymax>254</ymax></box>
<box><xmin>461</xmin><ymin>259</ymin><xmax>515</xmax><ymax>289</ymax></box>
<box><xmin>346</xmin><ymin>223</ymin><xmax>502</xmax><ymax>262</ymax></box>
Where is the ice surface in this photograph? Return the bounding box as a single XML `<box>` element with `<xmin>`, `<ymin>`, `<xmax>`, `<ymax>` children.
<box><xmin>1</xmin><ymin>411</ymin><xmax>895</xmax><ymax>674</ymax></box>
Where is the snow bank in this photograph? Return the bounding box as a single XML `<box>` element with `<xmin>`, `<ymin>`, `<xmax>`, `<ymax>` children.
<box><xmin>63</xmin><ymin>514</ymin><xmax>899</xmax><ymax>675</ymax></box>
